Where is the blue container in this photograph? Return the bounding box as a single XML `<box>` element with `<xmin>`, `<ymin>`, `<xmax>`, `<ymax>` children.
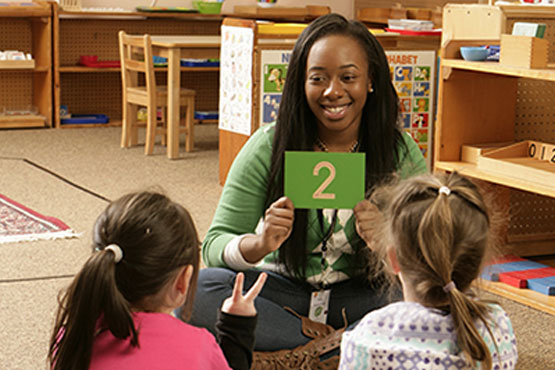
<box><xmin>61</xmin><ymin>114</ymin><xmax>109</xmax><ymax>124</ymax></box>
<box><xmin>460</xmin><ymin>46</ymin><xmax>489</xmax><ymax>61</ymax></box>
<box><xmin>194</xmin><ymin>111</ymin><xmax>218</xmax><ymax>120</ymax></box>
<box><xmin>181</xmin><ymin>59</ymin><xmax>220</xmax><ymax>67</ymax></box>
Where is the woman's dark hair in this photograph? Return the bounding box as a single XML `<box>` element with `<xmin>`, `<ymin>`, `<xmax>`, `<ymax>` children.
<box><xmin>48</xmin><ymin>191</ymin><xmax>200</xmax><ymax>369</ymax></box>
<box><xmin>266</xmin><ymin>13</ymin><xmax>406</xmax><ymax>279</ymax></box>
<box><xmin>372</xmin><ymin>172</ymin><xmax>497</xmax><ymax>368</ymax></box>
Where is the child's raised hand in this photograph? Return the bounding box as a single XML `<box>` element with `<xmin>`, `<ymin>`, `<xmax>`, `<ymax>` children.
<box><xmin>221</xmin><ymin>272</ymin><xmax>267</xmax><ymax>317</ymax></box>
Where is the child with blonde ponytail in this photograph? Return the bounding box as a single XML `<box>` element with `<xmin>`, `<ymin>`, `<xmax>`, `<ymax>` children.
<box><xmin>48</xmin><ymin>191</ymin><xmax>266</xmax><ymax>370</ymax></box>
<box><xmin>340</xmin><ymin>172</ymin><xmax>518</xmax><ymax>369</ymax></box>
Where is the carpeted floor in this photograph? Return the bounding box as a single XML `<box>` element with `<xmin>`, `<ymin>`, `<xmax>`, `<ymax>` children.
<box><xmin>0</xmin><ymin>125</ymin><xmax>553</xmax><ymax>369</ymax></box>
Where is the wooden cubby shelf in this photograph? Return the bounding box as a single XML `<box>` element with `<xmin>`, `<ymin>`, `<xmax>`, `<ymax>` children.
<box><xmin>437</xmin><ymin>4</ymin><xmax>555</xmax><ymax>315</ymax></box>
<box><xmin>0</xmin><ymin>0</ymin><xmax>53</xmax><ymax>128</ymax></box>
<box><xmin>53</xmin><ymin>6</ymin><xmax>223</xmax><ymax>128</ymax></box>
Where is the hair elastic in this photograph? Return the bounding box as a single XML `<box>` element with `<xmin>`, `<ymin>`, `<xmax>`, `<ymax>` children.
<box><xmin>438</xmin><ymin>186</ymin><xmax>451</xmax><ymax>196</ymax></box>
<box><xmin>443</xmin><ymin>281</ymin><xmax>456</xmax><ymax>293</ymax></box>
<box><xmin>105</xmin><ymin>244</ymin><xmax>123</xmax><ymax>264</ymax></box>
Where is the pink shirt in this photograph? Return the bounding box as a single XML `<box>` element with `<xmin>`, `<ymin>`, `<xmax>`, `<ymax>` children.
<box><xmin>89</xmin><ymin>312</ymin><xmax>231</xmax><ymax>370</ymax></box>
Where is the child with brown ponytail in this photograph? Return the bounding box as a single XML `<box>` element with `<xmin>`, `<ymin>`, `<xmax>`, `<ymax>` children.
<box><xmin>340</xmin><ymin>172</ymin><xmax>518</xmax><ymax>369</ymax></box>
<box><xmin>48</xmin><ymin>191</ymin><xmax>266</xmax><ymax>370</ymax></box>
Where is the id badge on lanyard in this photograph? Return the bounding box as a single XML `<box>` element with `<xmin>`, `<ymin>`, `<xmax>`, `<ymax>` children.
<box><xmin>309</xmin><ymin>289</ymin><xmax>331</xmax><ymax>324</ymax></box>
<box><xmin>309</xmin><ymin>209</ymin><xmax>337</xmax><ymax>324</ymax></box>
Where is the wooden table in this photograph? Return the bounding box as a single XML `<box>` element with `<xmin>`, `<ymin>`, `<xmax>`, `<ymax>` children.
<box><xmin>150</xmin><ymin>35</ymin><xmax>220</xmax><ymax>158</ymax></box>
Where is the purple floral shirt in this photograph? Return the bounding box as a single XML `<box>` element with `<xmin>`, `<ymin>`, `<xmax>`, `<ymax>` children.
<box><xmin>340</xmin><ymin>301</ymin><xmax>517</xmax><ymax>370</ymax></box>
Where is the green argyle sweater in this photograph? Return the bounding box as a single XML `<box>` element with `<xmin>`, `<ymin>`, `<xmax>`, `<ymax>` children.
<box><xmin>202</xmin><ymin>124</ymin><xmax>427</xmax><ymax>286</ymax></box>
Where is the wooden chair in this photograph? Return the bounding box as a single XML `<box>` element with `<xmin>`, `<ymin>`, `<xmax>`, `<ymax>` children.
<box><xmin>118</xmin><ymin>30</ymin><xmax>196</xmax><ymax>155</ymax></box>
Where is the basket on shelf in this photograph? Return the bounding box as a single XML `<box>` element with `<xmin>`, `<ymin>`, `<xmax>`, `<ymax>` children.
<box><xmin>60</xmin><ymin>0</ymin><xmax>82</xmax><ymax>11</ymax></box>
<box><xmin>192</xmin><ymin>1</ymin><xmax>223</xmax><ymax>14</ymax></box>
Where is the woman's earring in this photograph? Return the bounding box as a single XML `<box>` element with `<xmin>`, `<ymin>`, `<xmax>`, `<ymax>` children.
<box><xmin>369</xmin><ymin>86</ymin><xmax>374</xmax><ymax>93</ymax></box>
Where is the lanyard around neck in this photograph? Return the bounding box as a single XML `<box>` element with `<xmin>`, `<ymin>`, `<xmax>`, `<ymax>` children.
<box><xmin>318</xmin><ymin>209</ymin><xmax>338</xmax><ymax>251</ymax></box>
<box><xmin>316</xmin><ymin>209</ymin><xmax>338</xmax><ymax>290</ymax></box>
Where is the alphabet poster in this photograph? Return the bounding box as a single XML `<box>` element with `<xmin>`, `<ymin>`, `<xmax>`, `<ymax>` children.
<box><xmin>219</xmin><ymin>26</ymin><xmax>254</xmax><ymax>135</ymax></box>
<box><xmin>387</xmin><ymin>51</ymin><xmax>436</xmax><ymax>169</ymax></box>
<box><xmin>260</xmin><ymin>49</ymin><xmax>291</xmax><ymax>127</ymax></box>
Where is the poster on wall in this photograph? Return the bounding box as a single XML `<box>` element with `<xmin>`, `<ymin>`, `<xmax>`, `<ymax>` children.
<box><xmin>219</xmin><ymin>25</ymin><xmax>254</xmax><ymax>136</ymax></box>
<box><xmin>259</xmin><ymin>49</ymin><xmax>292</xmax><ymax>127</ymax></box>
<box><xmin>387</xmin><ymin>50</ymin><xmax>436</xmax><ymax>169</ymax></box>
<box><xmin>257</xmin><ymin>49</ymin><xmax>435</xmax><ymax>169</ymax></box>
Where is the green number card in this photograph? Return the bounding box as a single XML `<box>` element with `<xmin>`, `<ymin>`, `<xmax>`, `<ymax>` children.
<box><xmin>284</xmin><ymin>151</ymin><xmax>365</xmax><ymax>209</ymax></box>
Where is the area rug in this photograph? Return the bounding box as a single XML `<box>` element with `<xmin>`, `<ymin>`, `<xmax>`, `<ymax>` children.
<box><xmin>0</xmin><ymin>194</ymin><xmax>78</xmax><ymax>244</ymax></box>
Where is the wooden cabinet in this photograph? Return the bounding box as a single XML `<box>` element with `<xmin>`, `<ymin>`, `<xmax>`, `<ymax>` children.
<box><xmin>0</xmin><ymin>1</ymin><xmax>52</xmax><ymax>128</ymax></box>
<box><xmin>52</xmin><ymin>6</ymin><xmax>222</xmax><ymax>128</ymax></box>
<box><xmin>436</xmin><ymin>4</ymin><xmax>555</xmax><ymax>314</ymax></box>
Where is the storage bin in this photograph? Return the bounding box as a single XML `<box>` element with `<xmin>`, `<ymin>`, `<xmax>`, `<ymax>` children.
<box><xmin>499</xmin><ymin>34</ymin><xmax>548</xmax><ymax>69</ymax></box>
<box><xmin>193</xmin><ymin>1</ymin><xmax>223</xmax><ymax>14</ymax></box>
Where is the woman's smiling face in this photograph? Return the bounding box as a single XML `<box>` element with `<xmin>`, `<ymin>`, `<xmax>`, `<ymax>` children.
<box><xmin>305</xmin><ymin>34</ymin><xmax>372</xmax><ymax>141</ymax></box>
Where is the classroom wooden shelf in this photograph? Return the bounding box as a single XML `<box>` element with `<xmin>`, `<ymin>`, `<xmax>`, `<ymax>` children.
<box><xmin>479</xmin><ymin>279</ymin><xmax>555</xmax><ymax>316</ymax></box>
<box><xmin>436</xmin><ymin>4</ymin><xmax>555</xmax><ymax>315</ymax></box>
<box><xmin>53</xmin><ymin>5</ymin><xmax>223</xmax><ymax>128</ymax></box>
<box><xmin>0</xmin><ymin>114</ymin><xmax>46</xmax><ymax>128</ymax></box>
<box><xmin>59</xmin><ymin>66</ymin><xmax>220</xmax><ymax>73</ymax></box>
<box><xmin>0</xmin><ymin>0</ymin><xmax>53</xmax><ymax>128</ymax></box>
<box><xmin>232</xmin><ymin>5</ymin><xmax>330</xmax><ymax>22</ymax></box>
<box><xmin>434</xmin><ymin>161</ymin><xmax>555</xmax><ymax>199</ymax></box>
<box><xmin>0</xmin><ymin>60</ymin><xmax>36</xmax><ymax>69</ymax></box>
<box><xmin>441</xmin><ymin>58</ymin><xmax>555</xmax><ymax>81</ymax></box>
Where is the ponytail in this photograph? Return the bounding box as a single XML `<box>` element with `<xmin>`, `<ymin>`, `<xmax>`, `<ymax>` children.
<box><xmin>48</xmin><ymin>249</ymin><xmax>136</xmax><ymax>369</ymax></box>
<box><xmin>447</xmin><ymin>287</ymin><xmax>494</xmax><ymax>369</ymax></box>
<box><xmin>417</xmin><ymin>188</ymin><xmax>454</xmax><ymax>296</ymax></box>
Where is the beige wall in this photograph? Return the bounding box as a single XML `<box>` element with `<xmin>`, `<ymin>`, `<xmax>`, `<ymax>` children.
<box><xmin>75</xmin><ymin>0</ymin><xmax>353</xmax><ymax>18</ymax></box>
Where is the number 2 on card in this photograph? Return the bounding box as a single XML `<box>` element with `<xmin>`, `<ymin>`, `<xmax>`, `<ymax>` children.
<box><xmin>312</xmin><ymin>161</ymin><xmax>336</xmax><ymax>200</ymax></box>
